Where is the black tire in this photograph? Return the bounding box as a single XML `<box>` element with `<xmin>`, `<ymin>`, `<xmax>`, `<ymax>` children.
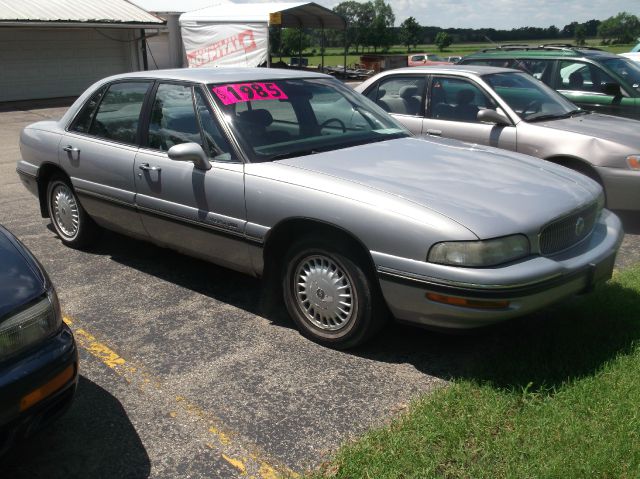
<box><xmin>47</xmin><ymin>175</ymin><xmax>99</xmax><ymax>249</ymax></box>
<box><xmin>282</xmin><ymin>238</ymin><xmax>386</xmax><ymax>349</ymax></box>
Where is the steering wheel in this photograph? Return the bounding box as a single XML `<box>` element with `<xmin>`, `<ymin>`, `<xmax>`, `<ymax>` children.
<box><xmin>319</xmin><ymin>118</ymin><xmax>347</xmax><ymax>134</ymax></box>
<box><xmin>522</xmin><ymin>100</ymin><xmax>542</xmax><ymax>117</ymax></box>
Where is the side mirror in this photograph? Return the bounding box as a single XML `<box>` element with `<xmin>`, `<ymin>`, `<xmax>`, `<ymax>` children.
<box><xmin>601</xmin><ymin>82</ymin><xmax>622</xmax><ymax>97</ymax></box>
<box><xmin>477</xmin><ymin>109</ymin><xmax>510</xmax><ymax>126</ymax></box>
<box><xmin>167</xmin><ymin>143</ymin><xmax>211</xmax><ymax>171</ymax></box>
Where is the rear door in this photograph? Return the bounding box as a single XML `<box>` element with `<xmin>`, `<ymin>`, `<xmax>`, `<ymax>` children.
<box><xmin>363</xmin><ymin>75</ymin><xmax>426</xmax><ymax>134</ymax></box>
<box><xmin>61</xmin><ymin>80</ymin><xmax>152</xmax><ymax>238</ymax></box>
<box><xmin>133</xmin><ymin>83</ymin><xmax>251</xmax><ymax>272</ymax></box>
<box><xmin>422</xmin><ymin>75</ymin><xmax>517</xmax><ymax>150</ymax></box>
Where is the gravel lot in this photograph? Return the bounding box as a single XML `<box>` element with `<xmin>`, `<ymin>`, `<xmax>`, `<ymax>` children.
<box><xmin>0</xmin><ymin>102</ymin><xmax>638</xmax><ymax>478</ymax></box>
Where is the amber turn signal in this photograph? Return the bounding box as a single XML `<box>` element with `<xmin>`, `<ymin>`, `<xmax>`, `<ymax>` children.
<box><xmin>20</xmin><ymin>363</ymin><xmax>76</xmax><ymax>412</ymax></box>
<box><xmin>426</xmin><ymin>292</ymin><xmax>510</xmax><ymax>310</ymax></box>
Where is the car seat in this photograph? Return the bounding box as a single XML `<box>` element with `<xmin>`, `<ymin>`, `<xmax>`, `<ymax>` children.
<box><xmin>399</xmin><ymin>86</ymin><xmax>422</xmax><ymax>116</ymax></box>
<box><xmin>454</xmin><ymin>89</ymin><xmax>479</xmax><ymax>122</ymax></box>
<box><xmin>568</xmin><ymin>72</ymin><xmax>584</xmax><ymax>90</ymax></box>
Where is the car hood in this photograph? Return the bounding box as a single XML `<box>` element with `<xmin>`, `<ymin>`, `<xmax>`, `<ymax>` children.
<box><xmin>539</xmin><ymin>113</ymin><xmax>640</xmax><ymax>147</ymax></box>
<box><xmin>279</xmin><ymin>137</ymin><xmax>599</xmax><ymax>239</ymax></box>
<box><xmin>0</xmin><ymin>227</ymin><xmax>46</xmax><ymax>320</ymax></box>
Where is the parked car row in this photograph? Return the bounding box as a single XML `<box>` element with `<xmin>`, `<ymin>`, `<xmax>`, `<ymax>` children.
<box><xmin>8</xmin><ymin>53</ymin><xmax>638</xmax><ymax>453</ymax></box>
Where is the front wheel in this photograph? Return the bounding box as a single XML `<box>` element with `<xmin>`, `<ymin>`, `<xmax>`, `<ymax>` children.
<box><xmin>282</xmin><ymin>240</ymin><xmax>385</xmax><ymax>348</ymax></box>
<box><xmin>47</xmin><ymin>175</ymin><xmax>98</xmax><ymax>248</ymax></box>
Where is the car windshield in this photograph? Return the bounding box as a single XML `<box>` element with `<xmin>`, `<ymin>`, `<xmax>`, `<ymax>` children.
<box><xmin>600</xmin><ymin>57</ymin><xmax>640</xmax><ymax>92</ymax></box>
<box><xmin>482</xmin><ymin>72</ymin><xmax>579</xmax><ymax>121</ymax></box>
<box><xmin>208</xmin><ymin>78</ymin><xmax>409</xmax><ymax>162</ymax></box>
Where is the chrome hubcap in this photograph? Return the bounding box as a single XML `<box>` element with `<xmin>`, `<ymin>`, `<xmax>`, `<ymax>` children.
<box><xmin>52</xmin><ymin>184</ymin><xmax>79</xmax><ymax>238</ymax></box>
<box><xmin>295</xmin><ymin>255</ymin><xmax>355</xmax><ymax>331</ymax></box>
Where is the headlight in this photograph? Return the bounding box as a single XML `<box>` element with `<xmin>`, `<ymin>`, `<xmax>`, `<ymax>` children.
<box><xmin>428</xmin><ymin>235</ymin><xmax>530</xmax><ymax>267</ymax></box>
<box><xmin>0</xmin><ymin>292</ymin><xmax>62</xmax><ymax>360</ymax></box>
<box><xmin>627</xmin><ymin>155</ymin><xmax>640</xmax><ymax>170</ymax></box>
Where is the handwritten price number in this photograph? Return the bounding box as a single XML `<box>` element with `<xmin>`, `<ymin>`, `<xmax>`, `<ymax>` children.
<box><xmin>213</xmin><ymin>82</ymin><xmax>287</xmax><ymax>105</ymax></box>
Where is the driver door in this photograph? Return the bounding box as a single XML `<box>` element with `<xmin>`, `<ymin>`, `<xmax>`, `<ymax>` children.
<box><xmin>422</xmin><ymin>75</ymin><xmax>517</xmax><ymax>151</ymax></box>
<box><xmin>134</xmin><ymin>83</ymin><xmax>251</xmax><ymax>272</ymax></box>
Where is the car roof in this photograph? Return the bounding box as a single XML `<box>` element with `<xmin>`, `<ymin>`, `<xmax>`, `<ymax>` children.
<box><xmin>380</xmin><ymin>65</ymin><xmax>518</xmax><ymax>76</ymax></box>
<box><xmin>464</xmin><ymin>45</ymin><xmax>618</xmax><ymax>60</ymax></box>
<box><xmin>102</xmin><ymin>67</ymin><xmax>332</xmax><ymax>84</ymax></box>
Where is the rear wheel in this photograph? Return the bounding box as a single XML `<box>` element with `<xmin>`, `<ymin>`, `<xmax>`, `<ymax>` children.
<box><xmin>282</xmin><ymin>239</ymin><xmax>385</xmax><ymax>348</ymax></box>
<box><xmin>47</xmin><ymin>175</ymin><xmax>98</xmax><ymax>248</ymax></box>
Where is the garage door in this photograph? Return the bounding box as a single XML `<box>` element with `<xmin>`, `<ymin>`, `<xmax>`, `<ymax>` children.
<box><xmin>0</xmin><ymin>28</ymin><xmax>137</xmax><ymax>102</ymax></box>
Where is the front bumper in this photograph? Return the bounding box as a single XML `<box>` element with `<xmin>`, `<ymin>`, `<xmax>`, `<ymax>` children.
<box><xmin>597</xmin><ymin>165</ymin><xmax>640</xmax><ymax>211</ymax></box>
<box><xmin>0</xmin><ymin>324</ymin><xmax>78</xmax><ymax>455</ymax></box>
<box><xmin>375</xmin><ymin>209</ymin><xmax>624</xmax><ymax>329</ymax></box>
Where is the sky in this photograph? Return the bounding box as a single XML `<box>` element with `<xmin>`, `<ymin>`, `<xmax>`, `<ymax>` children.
<box><xmin>232</xmin><ymin>0</ymin><xmax>639</xmax><ymax>29</ymax></box>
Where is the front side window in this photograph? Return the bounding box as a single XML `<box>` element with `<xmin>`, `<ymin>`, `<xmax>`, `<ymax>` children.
<box><xmin>194</xmin><ymin>89</ymin><xmax>234</xmax><ymax>162</ymax></box>
<box><xmin>370</xmin><ymin>76</ymin><xmax>426</xmax><ymax>116</ymax></box>
<box><xmin>148</xmin><ymin>83</ymin><xmax>201</xmax><ymax>151</ymax></box>
<box><xmin>429</xmin><ymin>76</ymin><xmax>496</xmax><ymax>123</ymax></box>
<box><xmin>600</xmin><ymin>57</ymin><xmax>640</xmax><ymax>93</ymax></box>
<box><xmin>483</xmin><ymin>72</ymin><xmax>578</xmax><ymax>121</ymax></box>
<box><xmin>209</xmin><ymin>78</ymin><xmax>408</xmax><ymax>162</ymax></box>
<box><xmin>90</xmin><ymin>82</ymin><xmax>151</xmax><ymax>144</ymax></box>
<box><xmin>558</xmin><ymin>61</ymin><xmax>616</xmax><ymax>93</ymax></box>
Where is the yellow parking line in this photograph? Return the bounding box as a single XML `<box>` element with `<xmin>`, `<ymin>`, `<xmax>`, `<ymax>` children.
<box><xmin>63</xmin><ymin>317</ymin><xmax>298</xmax><ymax>478</ymax></box>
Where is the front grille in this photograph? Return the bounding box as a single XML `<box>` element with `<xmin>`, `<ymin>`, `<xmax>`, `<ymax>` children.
<box><xmin>539</xmin><ymin>203</ymin><xmax>598</xmax><ymax>255</ymax></box>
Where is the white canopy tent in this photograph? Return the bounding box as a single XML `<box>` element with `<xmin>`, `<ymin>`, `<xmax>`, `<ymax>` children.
<box><xmin>179</xmin><ymin>2</ymin><xmax>346</xmax><ymax>69</ymax></box>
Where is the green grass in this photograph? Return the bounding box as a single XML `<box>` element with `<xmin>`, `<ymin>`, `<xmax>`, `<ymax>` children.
<box><xmin>284</xmin><ymin>39</ymin><xmax>636</xmax><ymax>67</ymax></box>
<box><xmin>308</xmin><ymin>265</ymin><xmax>640</xmax><ymax>478</ymax></box>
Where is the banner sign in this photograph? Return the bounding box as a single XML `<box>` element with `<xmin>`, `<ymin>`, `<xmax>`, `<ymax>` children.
<box><xmin>181</xmin><ymin>23</ymin><xmax>268</xmax><ymax>68</ymax></box>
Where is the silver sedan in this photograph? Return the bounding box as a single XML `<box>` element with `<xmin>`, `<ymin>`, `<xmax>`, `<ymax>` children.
<box><xmin>355</xmin><ymin>65</ymin><xmax>640</xmax><ymax>212</ymax></box>
<box><xmin>17</xmin><ymin>68</ymin><xmax>623</xmax><ymax>348</ymax></box>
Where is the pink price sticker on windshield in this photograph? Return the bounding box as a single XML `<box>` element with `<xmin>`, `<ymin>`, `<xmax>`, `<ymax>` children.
<box><xmin>212</xmin><ymin>82</ymin><xmax>288</xmax><ymax>105</ymax></box>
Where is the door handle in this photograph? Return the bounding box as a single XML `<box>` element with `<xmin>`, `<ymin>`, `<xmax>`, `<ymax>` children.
<box><xmin>426</xmin><ymin>129</ymin><xmax>442</xmax><ymax>136</ymax></box>
<box><xmin>63</xmin><ymin>145</ymin><xmax>80</xmax><ymax>153</ymax></box>
<box><xmin>138</xmin><ymin>163</ymin><xmax>162</xmax><ymax>172</ymax></box>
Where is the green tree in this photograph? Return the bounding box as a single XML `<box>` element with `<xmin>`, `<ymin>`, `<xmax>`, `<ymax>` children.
<box><xmin>598</xmin><ymin>12</ymin><xmax>640</xmax><ymax>44</ymax></box>
<box><xmin>399</xmin><ymin>16</ymin><xmax>421</xmax><ymax>52</ymax></box>
<box><xmin>333</xmin><ymin>1</ymin><xmax>361</xmax><ymax>53</ymax></box>
<box><xmin>575</xmin><ymin>24</ymin><xmax>587</xmax><ymax>46</ymax></box>
<box><xmin>434</xmin><ymin>31</ymin><xmax>452</xmax><ymax>52</ymax></box>
<box><xmin>280</xmin><ymin>28</ymin><xmax>312</xmax><ymax>57</ymax></box>
<box><xmin>367</xmin><ymin>0</ymin><xmax>395</xmax><ymax>52</ymax></box>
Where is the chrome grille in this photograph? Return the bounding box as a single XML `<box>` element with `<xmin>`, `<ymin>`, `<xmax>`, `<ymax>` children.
<box><xmin>539</xmin><ymin>203</ymin><xmax>598</xmax><ymax>255</ymax></box>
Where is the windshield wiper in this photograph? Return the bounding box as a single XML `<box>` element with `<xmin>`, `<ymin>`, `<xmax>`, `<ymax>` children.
<box><xmin>526</xmin><ymin>109</ymin><xmax>589</xmax><ymax>122</ymax></box>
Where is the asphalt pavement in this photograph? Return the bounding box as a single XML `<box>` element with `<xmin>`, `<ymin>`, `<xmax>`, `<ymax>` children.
<box><xmin>0</xmin><ymin>102</ymin><xmax>638</xmax><ymax>479</ymax></box>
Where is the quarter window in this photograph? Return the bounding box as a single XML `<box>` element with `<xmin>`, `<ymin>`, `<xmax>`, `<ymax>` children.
<box><xmin>89</xmin><ymin>82</ymin><xmax>151</xmax><ymax>144</ymax></box>
<box><xmin>371</xmin><ymin>76</ymin><xmax>426</xmax><ymax>116</ymax></box>
<box><xmin>71</xmin><ymin>86</ymin><xmax>106</xmax><ymax>133</ymax></box>
<box><xmin>194</xmin><ymin>89</ymin><xmax>234</xmax><ymax>161</ymax></box>
<box><xmin>429</xmin><ymin>77</ymin><xmax>496</xmax><ymax>123</ymax></box>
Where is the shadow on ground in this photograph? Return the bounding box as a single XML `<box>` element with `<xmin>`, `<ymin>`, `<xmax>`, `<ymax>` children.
<box><xmin>57</xmin><ymin>226</ymin><xmax>640</xmax><ymax>397</ymax></box>
<box><xmin>0</xmin><ymin>376</ymin><xmax>150</xmax><ymax>479</ymax></box>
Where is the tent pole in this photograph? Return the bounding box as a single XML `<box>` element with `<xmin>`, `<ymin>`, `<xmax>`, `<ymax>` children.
<box><xmin>321</xmin><ymin>24</ymin><xmax>325</xmax><ymax>71</ymax></box>
<box><xmin>267</xmin><ymin>25</ymin><xmax>271</xmax><ymax>68</ymax></box>
<box><xmin>298</xmin><ymin>27</ymin><xmax>302</xmax><ymax>69</ymax></box>
<box><xmin>343</xmin><ymin>25</ymin><xmax>347</xmax><ymax>76</ymax></box>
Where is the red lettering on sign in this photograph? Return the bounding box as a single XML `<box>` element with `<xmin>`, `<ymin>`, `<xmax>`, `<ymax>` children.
<box><xmin>186</xmin><ymin>29</ymin><xmax>259</xmax><ymax>67</ymax></box>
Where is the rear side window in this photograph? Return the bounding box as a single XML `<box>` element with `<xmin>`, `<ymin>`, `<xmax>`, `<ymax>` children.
<box><xmin>558</xmin><ymin>61</ymin><xmax>617</xmax><ymax>93</ymax></box>
<box><xmin>371</xmin><ymin>76</ymin><xmax>426</xmax><ymax>116</ymax></box>
<box><xmin>89</xmin><ymin>82</ymin><xmax>151</xmax><ymax>144</ymax></box>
